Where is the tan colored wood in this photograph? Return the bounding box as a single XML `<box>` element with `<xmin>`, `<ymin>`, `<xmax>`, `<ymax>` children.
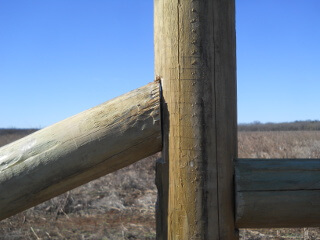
<box><xmin>0</xmin><ymin>82</ymin><xmax>161</xmax><ymax>221</ymax></box>
<box><xmin>154</xmin><ymin>0</ymin><xmax>238</xmax><ymax>239</ymax></box>
<box><xmin>235</xmin><ymin>159</ymin><xmax>320</xmax><ymax>228</ymax></box>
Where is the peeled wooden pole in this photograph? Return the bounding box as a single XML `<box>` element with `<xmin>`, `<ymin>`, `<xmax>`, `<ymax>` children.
<box><xmin>154</xmin><ymin>0</ymin><xmax>238</xmax><ymax>239</ymax></box>
<box><xmin>0</xmin><ymin>82</ymin><xmax>161</xmax><ymax>221</ymax></box>
<box><xmin>236</xmin><ymin>158</ymin><xmax>320</xmax><ymax>228</ymax></box>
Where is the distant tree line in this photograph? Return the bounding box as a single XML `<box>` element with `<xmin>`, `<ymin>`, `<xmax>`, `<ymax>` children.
<box><xmin>238</xmin><ymin>120</ymin><xmax>320</xmax><ymax>132</ymax></box>
<box><xmin>1</xmin><ymin>120</ymin><xmax>320</xmax><ymax>135</ymax></box>
<box><xmin>0</xmin><ymin>128</ymin><xmax>39</xmax><ymax>136</ymax></box>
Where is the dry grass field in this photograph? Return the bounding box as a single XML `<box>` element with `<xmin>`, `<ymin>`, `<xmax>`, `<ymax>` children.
<box><xmin>1</xmin><ymin>127</ymin><xmax>320</xmax><ymax>239</ymax></box>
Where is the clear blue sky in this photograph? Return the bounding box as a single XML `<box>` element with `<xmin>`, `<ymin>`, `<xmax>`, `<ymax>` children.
<box><xmin>0</xmin><ymin>1</ymin><xmax>319</xmax><ymax>128</ymax></box>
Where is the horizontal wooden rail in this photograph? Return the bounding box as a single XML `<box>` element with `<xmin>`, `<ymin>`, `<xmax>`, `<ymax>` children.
<box><xmin>0</xmin><ymin>82</ymin><xmax>161</xmax><ymax>221</ymax></box>
<box><xmin>235</xmin><ymin>158</ymin><xmax>320</xmax><ymax>228</ymax></box>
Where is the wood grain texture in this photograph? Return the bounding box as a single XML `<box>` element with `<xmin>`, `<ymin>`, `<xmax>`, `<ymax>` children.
<box><xmin>236</xmin><ymin>159</ymin><xmax>320</xmax><ymax>228</ymax></box>
<box><xmin>0</xmin><ymin>82</ymin><xmax>161</xmax><ymax>221</ymax></box>
<box><xmin>154</xmin><ymin>0</ymin><xmax>238</xmax><ymax>239</ymax></box>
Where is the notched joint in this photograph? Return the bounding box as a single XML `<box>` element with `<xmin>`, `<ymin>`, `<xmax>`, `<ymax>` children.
<box><xmin>154</xmin><ymin>75</ymin><xmax>162</xmax><ymax>84</ymax></box>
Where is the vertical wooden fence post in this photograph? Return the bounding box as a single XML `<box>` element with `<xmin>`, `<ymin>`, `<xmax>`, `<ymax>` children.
<box><xmin>154</xmin><ymin>0</ymin><xmax>238</xmax><ymax>239</ymax></box>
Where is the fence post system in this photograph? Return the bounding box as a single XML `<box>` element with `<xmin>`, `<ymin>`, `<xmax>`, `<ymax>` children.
<box><xmin>2</xmin><ymin>0</ymin><xmax>320</xmax><ymax>239</ymax></box>
<box><xmin>154</xmin><ymin>0</ymin><xmax>238</xmax><ymax>239</ymax></box>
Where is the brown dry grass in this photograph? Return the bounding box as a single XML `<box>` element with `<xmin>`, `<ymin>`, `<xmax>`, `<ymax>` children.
<box><xmin>238</xmin><ymin>131</ymin><xmax>320</xmax><ymax>159</ymax></box>
<box><xmin>1</xmin><ymin>130</ymin><xmax>320</xmax><ymax>239</ymax></box>
<box><xmin>0</xmin><ymin>129</ymin><xmax>38</xmax><ymax>148</ymax></box>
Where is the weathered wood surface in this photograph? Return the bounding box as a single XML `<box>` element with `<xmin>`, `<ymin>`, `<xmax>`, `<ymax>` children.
<box><xmin>236</xmin><ymin>158</ymin><xmax>320</xmax><ymax>228</ymax></box>
<box><xmin>0</xmin><ymin>82</ymin><xmax>161</xmax><ymax>221</ymax></box>
<box><xmin>154</xmin><ymin>0</ymin><xmax>238</xmax><ymax>239</ymax></box>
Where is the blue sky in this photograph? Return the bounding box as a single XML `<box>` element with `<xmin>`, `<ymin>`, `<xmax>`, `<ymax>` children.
<box><xmin>0</xmin><ymin>1</ymin><xmax>319</xmax><ymax>128</ymax></box>
<box><xmin>237</xmin><ymin>0</ymin><xmax>320</xmax><ymax>124</ymax></box>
